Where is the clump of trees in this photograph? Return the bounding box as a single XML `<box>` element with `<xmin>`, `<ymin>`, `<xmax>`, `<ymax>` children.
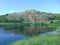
<box><xmin>55</xmin><ymin>14</ymin><xmax>60</xmax><ymax>20</ymax></box>
<box><xmin>0</xmin><ymin>16</ymin><xmax>8</xmax><ymax>22</ymax></box>
<box><xmin>48</xmin><ymin>15</ymin><xmax>56</xmax><ymax>20</ymax></box>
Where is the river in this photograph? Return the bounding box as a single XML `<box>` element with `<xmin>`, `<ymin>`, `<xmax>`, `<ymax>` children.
<box><xmin>0</xmin><ymin>28</ymin><xmax>58</xmax><ymax>45</ymax></box>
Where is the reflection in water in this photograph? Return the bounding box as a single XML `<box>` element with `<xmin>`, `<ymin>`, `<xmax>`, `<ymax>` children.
<box><xmin>0</xmin><ymin>26</ymin><xmax>58</xmax><ymax>45</ymax></box>
<box><xmin>0</xmin><ymin>28</ymin><xmax>27</xmax><ymax>45</ymax></box>
<box><xmin>3</xmin><ymin>23</ymin><xmax>54</xmax><ymax>36</ymax></box>
<box><xmin>12</xmin><ymin>26</ymin><xmax>51</xmax><ymax>36</ymax></box>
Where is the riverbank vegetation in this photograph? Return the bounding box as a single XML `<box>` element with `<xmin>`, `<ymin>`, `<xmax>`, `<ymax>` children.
<box><xmin>9</xmin><ymin>29</ymin><xmax>60</xmax><ymax>45</ymax></box>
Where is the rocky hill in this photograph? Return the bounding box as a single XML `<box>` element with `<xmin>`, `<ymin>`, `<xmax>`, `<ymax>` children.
<box><xmin>2</xmin><ymin>10</ymin><xmax>56</xmax><ymax>22</ymax></box>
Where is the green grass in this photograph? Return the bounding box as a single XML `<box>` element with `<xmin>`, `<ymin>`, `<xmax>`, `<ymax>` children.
<box><xmin>9</xmin><ymin>32</ymin><xmax>60</xmax><ymax>45</ymax></box>
<box><xmin>47</xmin><ymin>20</ymin><xmax>60</xmax><ymax>29</ymax></box>
<box><xmin>0</xmin><ymin>20</ymin><xmax>60</xmax><ymax>30</ymax></box>
<box><xmin>0</xmin><ymin>23</ymin><xmax>21</xmax><ymax>30</ymax></box>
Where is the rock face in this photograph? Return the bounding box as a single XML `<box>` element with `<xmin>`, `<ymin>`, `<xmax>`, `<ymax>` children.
<box><xmin>6</xmin><ymin>10</ymin><xmax>55</xmax><ymax>22</ymax></box>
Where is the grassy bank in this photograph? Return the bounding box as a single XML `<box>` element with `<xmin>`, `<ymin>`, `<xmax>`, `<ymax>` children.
<box><xmin>9</xmin><ymin>30</ymin><xmax>60</xmax><ymax>45</ymax></box>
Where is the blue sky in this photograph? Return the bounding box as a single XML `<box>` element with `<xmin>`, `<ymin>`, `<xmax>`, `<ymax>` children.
<box><xmin>0</xmin><ymin>0</ymin><xmax>60</xmax><ymax>15</ymax></box>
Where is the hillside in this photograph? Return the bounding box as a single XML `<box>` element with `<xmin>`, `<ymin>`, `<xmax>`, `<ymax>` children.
<box><xmin>4</xmin><ymin>10</ymin><xmax>55</xmax><ymax>22</ymax></box>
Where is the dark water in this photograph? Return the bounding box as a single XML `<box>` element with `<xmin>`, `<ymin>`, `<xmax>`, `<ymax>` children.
<box><xmin>0</xmin><ymin>27</ymin><xmax>58</xmax><ymax>45</ymax></box>
<box><xmin>0</xmin><ymin>28</ymin><xmax>27</xmax><ymax>45</ymax></box>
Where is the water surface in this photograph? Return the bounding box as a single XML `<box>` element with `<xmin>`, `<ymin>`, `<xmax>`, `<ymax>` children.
<box><xmin>0</xmin><ymin>27</ymin><xmax>58</xmax><ymax>45</ymax></box>
<box><xmin>0</xmin><ymin>28</ymin><xmax>27</xmax><ymax>45</ymax></box>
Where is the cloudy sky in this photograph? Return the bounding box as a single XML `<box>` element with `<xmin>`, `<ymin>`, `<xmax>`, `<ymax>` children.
<box><xmin>0</xmin><ymin>0</ymin><xmax>60</xmax><ymax>15</ymax></box>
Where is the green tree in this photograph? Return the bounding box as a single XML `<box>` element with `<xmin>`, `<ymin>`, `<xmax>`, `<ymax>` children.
<box><xmin>19</xmin><ymin>16</ymin><xmax>25</xmax><ymax>23</ymax></box>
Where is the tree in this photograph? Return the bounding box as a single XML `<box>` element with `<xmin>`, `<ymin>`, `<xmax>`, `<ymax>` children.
<box><xmin>48</xmin><ymin>16</ymin><xmax>56</xmax><ymax>20</ymax></box>
<box><xmin>19</xmin><ymin>16</ymin><xmax>25</xmax><ymax>23</ymax></box>
<box><xmin>55</xmin><ymin>14</ymin><xmax>60</xmax><ymax>20</ymax></box>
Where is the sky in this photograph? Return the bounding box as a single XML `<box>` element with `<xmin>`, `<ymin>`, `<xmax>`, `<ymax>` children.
<box><xmin>0</xmin><ymin>0</ymin><xmax>60</xmax><ymax>15</ymax></box>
